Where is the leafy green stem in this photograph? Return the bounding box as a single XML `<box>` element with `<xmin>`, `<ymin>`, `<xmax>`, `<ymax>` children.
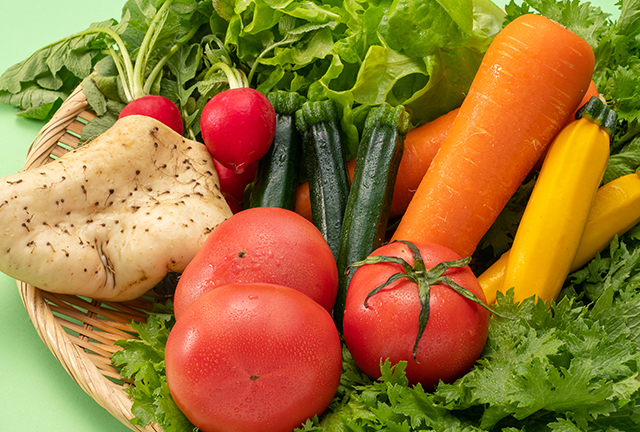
<box><xmin>206</xmin><ymin>61</ymin><xmax>248</xmax><ymax>89</ymax></box>
<box><xmin>34</xmin><ymin>26</ymin><xmax>136</xmax><ymax>99</ymax></box>
<box><xmin>108</xmin><ymin>46</ymin><xmax>133</xmax><ymax>102</ymax></box>
<box><xmin>143</xmin><ymin>24</ymin><xmax>202</xmax><ymax>96</ymax></box>
<box><xmin>131</xmin><ymin>0</ymin><xmax>175</xmax><ymax>100</ymax></box>
<box><xmin>247</xmin><ymin>28</ymin><xmax>301</xmax><ymax>85</ymax></box>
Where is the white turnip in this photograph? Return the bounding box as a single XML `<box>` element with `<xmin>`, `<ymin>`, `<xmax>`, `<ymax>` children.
<box><xmin>0</xmin><ymin>115</ymin><xmax>232</xmax><ymax>301</ymax></box>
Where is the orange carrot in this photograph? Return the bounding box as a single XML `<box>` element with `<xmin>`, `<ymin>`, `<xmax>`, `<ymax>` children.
<box><xmin>389</xmin><ymin>107</ymin><xmax>458</xmax><ymax>218</ymax></box>
<box><xmin>391</xmin><ymin>14</ymin><xmax>596</xmax><ymax>258</ymax></box>
<box><xmin>295</xmin><ymin>181</ymin><xmax>313</xmax><ymax>221</ymax></box>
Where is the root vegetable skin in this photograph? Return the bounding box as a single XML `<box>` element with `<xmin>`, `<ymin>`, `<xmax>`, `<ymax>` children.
<box><xmin>119</xmin><ymin>95</ymin><xmax>184</xmax><ymax>135</ymax></box>
<box><xmin>0</xmin><ymin>115</ymin><xmax>232</xmax><ymax>301</ymax></box>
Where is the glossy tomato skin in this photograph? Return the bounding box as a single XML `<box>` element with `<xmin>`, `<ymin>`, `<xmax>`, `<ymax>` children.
<box><xmin>166</xmin><ymin>283</ymin><xmax>343</xmax><ymax>432</ymax></box>
<box><xmin>343</xmin><ymin>241</ymin><xmax>489</xmax><ymax>388</ymax></box>
<box><xmin>118</xmin><ymin>95</ymin><xmax>184</xmax><ymax>135</ymax></box>
<box><xmin>201</xmin><ymin>87</ymin><xmax>276</xmax><ymax>174</ymax></box>
<box><xmin>173</xmin><ymin>207</ymin><xmax>339</xmax><ymax>319</ymax></box>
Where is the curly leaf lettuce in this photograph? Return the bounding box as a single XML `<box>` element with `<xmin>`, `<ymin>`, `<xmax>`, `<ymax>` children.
<box><xmin>297</xmin><ymin>282</ymin><xmax>640</xmax><ymax>432</ymax></box>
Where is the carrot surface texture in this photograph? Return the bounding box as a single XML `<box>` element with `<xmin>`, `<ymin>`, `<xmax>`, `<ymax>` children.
<box><xmin>391</xmin><ymin>13</ymin><xmax>596</xmax><ymax>258</ymax></box>
<box><xmin>389</xmin><ymin>107</ymin><xmax>457</xmax><ymax>218</ymax></box>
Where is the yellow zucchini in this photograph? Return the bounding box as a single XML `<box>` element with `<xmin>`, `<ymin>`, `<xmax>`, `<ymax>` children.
<box><xmin>571</xmin><ymin>170</ymin><xmax>640</xmax><ymax>267</ymax></box>
<box><xmin>500</xmin><ymin>97</ymin><xmax>617</xmax><ymax>304</ymax></box>
<box><xmin>480</xmin><ymin>169</ymin><xmax>640</xmax><ymax>304</ymax></box>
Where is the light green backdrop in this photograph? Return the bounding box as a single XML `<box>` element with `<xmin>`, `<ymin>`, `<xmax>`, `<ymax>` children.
<box><xmin>0</xmin><ymin>1</ymin><xmax>623</xmax><ymax>431</ymax></box>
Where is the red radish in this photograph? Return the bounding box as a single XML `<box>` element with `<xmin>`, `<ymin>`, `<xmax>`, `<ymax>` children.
<box><xmin>213</xmin><ymin>158</ymin><xmax>258</xmax><ymax>205</ymax></box>
<box><xmin>223</xmin><ymin>194</ymin><xmax>243</xmax><ymax>214</ymax></box>
<box><xmin>200</xmin><ymin>87</ymin><xmax>276</xmax><ymax>174</ymax></box>
<box><xmin>119</xmin><ymin>95</ymin><xmax>184</xmax><ymax>135</ymax></box>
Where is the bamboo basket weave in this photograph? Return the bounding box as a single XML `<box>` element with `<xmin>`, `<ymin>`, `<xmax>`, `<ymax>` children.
<box><xmin>16</xmin><ymin>84</ymin><xmax>164</xmax><ymax>432</ymax></box>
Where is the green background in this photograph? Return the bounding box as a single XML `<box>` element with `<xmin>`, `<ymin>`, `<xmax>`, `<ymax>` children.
<box><xmin>0</xmin><ymin>1</ymin><xmax>622</xmax><ymax>431</ymax></box>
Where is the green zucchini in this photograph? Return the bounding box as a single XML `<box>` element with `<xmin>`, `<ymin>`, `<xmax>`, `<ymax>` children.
<box><xmin>296</xmin><ymin>100</ymin><xmax>350</xmax><ymax>261</ymax></box>
<box><xmin>248</xmin><ymin>91</ymin><xmax>306</xmax><ymax>209</ymax></box>
<box><xmin>333</xmin><ymin>103</ymin><xmax>410</xmax><ymax>329</ymax></box>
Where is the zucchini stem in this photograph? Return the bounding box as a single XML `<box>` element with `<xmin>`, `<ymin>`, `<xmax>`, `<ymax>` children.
<box><xmin>575</xmin><ymin>96</ymin><xmax>618</xmax><ymax>137</ymax></box>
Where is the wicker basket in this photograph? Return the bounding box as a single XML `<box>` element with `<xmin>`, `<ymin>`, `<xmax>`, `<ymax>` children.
<box><xmin>16</xmin><ymin>84</ymin><xmax>164</xmax><ymax>432</ymax></box>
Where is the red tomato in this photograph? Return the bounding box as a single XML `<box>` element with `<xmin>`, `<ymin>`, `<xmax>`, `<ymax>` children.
<box><xmin>165</xmin><ymin>283</ymin><xmax>343</xmax><ymax>432</ymax></box>
<box><xmin>173</xmin><ymin>207</ymin><xmax>339</xmax><ymax>319</ymax></box>
<box><xmin>342</xmin><ymin>241</ymin><xmax>489</xmax><ymax>388</ymax></box>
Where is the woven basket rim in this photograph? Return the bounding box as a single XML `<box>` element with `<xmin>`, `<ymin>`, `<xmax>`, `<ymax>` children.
<box><xmin>17</xmin><ymin>84</ymin><xmax>163</xmax><ymax>432</ymax></box>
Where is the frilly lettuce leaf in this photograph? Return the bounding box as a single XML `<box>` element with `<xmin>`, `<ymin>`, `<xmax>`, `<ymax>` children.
<box><xmin>226</xmin><ymin>0</ymin><xmax>505</xmax><ymax>158</ymax></box>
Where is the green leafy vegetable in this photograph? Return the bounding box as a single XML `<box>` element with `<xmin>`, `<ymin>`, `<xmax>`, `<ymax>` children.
<box><xmin>202</xmin><ymin>0</ymin><xmax>505</xmax><ymax>156</ymax></box>
<box><xmin>0</xmin><ymin>0</ymin><xmax>505</xmax><ymax>156</ymax></box>
<box><xmin>0</xmin><ymin>0</ymin><xmax>213</xmax><ymax>134</ymax></box>
<box><xmin>296</xmin><ymin>283</ymin><xmax>640</xmax><ymax>431</ymax></box>
<box><xmin>111</xmin><ymin>301</ymin><xmax>196</xmax><ymax>432</ymax></box>
<box><xmin>6</xmin><ymin>0</ymin><xmax>640</xmax><ymax>431</ymax></box>
<box><xmin>0</xmin><ymin>18</ymin><xmax>125</xmax><ymax>120</ymax></box>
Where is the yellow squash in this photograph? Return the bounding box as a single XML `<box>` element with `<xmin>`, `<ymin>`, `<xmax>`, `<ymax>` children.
<box><xmin>499</xmin><ymin>97</ymin><xmax>617</xmax><ymax>304</ymax></box>
<box><xmin>480</xmin><ymin>169</ymin><xmax>640</xmax><ymax>304</ymax></box>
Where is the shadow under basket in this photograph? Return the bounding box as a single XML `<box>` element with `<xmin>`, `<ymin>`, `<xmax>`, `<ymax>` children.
<box><xmin>17</xmin><ymin>84</ymin><xmax>165</xmax><ymax>432</ymax></box>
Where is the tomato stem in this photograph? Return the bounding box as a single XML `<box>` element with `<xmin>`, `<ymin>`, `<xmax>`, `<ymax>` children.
<box><xmin>350</xmin><ymin>240</ymin><xmax>512</xmax><ymax>362</ymax></box>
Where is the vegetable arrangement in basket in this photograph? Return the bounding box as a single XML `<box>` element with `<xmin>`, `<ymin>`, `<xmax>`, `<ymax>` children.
<box><xmin>2</xmin><ymin>0</ymin><xmax>640</xmax><ymax>431</ymax></box>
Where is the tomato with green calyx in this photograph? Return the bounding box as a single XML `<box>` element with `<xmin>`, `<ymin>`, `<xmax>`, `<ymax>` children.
<box><xmin>165</xmin><ymin>282</ymin><xmax>343</xmax><ymax>432</ymax></box>
<box><xmin>342</xmin><ymin>240</ymin><xmax>492</xmax><ymax>388</ymax></box>
<box><xmin>173</xmin><ymin>207</ymin><xmax>339</xmax><ymax>319</ymax></box>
